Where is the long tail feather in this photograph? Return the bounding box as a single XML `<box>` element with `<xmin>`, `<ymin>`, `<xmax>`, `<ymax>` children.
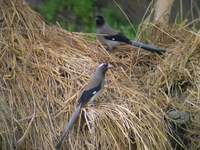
<box><xmin>131</xmin><ymin>41</ymin><xmax>166</xmax><ymax>55</ymax></box>
<box><xmin>55</xmin><ymin>104</ymin><xmax>82</xmax><ymax>150</ymax></box>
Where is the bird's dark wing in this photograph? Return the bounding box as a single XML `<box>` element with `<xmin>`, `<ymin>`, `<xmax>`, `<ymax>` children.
<box><xmin>104</xmin><ymin>33</ymin><xmax>132</xmax><ymax>44</ymax></box>
<box><xmin>78</xmin><ymin>83</ymin><xmax>102</xmax><ymax>105</ymax></box>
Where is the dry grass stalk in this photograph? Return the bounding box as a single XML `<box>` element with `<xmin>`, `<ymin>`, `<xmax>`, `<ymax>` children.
<box><xmin>0</xmin><ymin>0</ymin><xmax>199</xmax><ymax>150</ymax></box>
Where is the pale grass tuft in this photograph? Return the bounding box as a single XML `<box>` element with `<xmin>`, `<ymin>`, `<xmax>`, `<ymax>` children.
<box><xmin>0</xmin><ymin>0</ymin><xmax>199</xmax><ymax>150</ymax></box>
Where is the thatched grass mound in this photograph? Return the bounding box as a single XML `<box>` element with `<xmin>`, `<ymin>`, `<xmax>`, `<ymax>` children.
<box><xmin>0</xmin><ymin>0</ymin><xmax>200</xmax><ymax>150</ymax></box>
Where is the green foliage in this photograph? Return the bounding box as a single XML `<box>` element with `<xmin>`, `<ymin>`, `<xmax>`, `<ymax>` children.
<box><xmin>39</xmin><ymin>0</ymin><xmax>68</xmax><ymax>22</ymax></box>
<box><xmin>67</xmin><ymin>0</ymin><xmax>95</xmax><ymax>32</ymax></box>
<box><xmin>101</xmin><ymin>7</ymin><xmax>137</xmax><ymax>39</ymax></box>
<box><xmin>36</xmin><ymin>0</ymin><xmax>137</xmax><ymax>39</ymax></box>
<box><xmin>68</xmin><ymin>0</ymin><xmax>94</xmax><ymax>22</ymax></box>
<box><xmin>38</xmin><ymin>0</ymin><xmax>95</xmax><ymax>32</ymax></box>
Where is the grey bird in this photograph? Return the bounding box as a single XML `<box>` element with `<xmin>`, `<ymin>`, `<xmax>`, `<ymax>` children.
<box><xmin>96</xmin><ymin>15</ymin><xmax>166</xmax><ymax>55</ymax></box>
<box><xmin>55</xmin><ymin>63</ymin><xmax>112</xmax><ymax>150</ymax></box>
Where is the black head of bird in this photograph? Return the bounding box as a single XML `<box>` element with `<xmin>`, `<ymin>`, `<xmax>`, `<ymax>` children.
<box><xmin>96</xmin><ymin>15</ymin><xmax>105</xmax><ymax>27</ymax></box>
<box><xmin>97</xmin><ymin>63</ymin><xmax>113</xmax><ymax>75</ymax></box>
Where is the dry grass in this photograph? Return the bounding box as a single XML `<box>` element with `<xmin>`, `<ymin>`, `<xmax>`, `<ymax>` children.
<box><xmin>0</xmin><ymin>0</ymin><xmax>200</xmax><ymax>150</ymax></box>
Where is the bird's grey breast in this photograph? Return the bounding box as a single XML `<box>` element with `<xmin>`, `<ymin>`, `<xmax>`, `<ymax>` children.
<box><xmin>96</xmin><ymin>24</ymin><xmax>120</xmax><ymax>49</ymax></box>
<box><xmin>96</xmin><ymin>23</ymin><xmax>116</xmax><ymax>35</ymax></box>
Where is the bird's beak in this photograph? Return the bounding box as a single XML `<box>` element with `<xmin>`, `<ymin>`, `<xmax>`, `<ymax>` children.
<box><xmin>107</xmin><ymin>64</ymin><xmax>113</xmax><ymax>68</ymax></box>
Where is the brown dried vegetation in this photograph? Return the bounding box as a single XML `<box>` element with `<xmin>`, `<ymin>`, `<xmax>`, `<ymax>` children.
<box><xmin>0</xmin><ymin>0</ymin><xmax>199</xmax><ymax>150</ymax></box>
